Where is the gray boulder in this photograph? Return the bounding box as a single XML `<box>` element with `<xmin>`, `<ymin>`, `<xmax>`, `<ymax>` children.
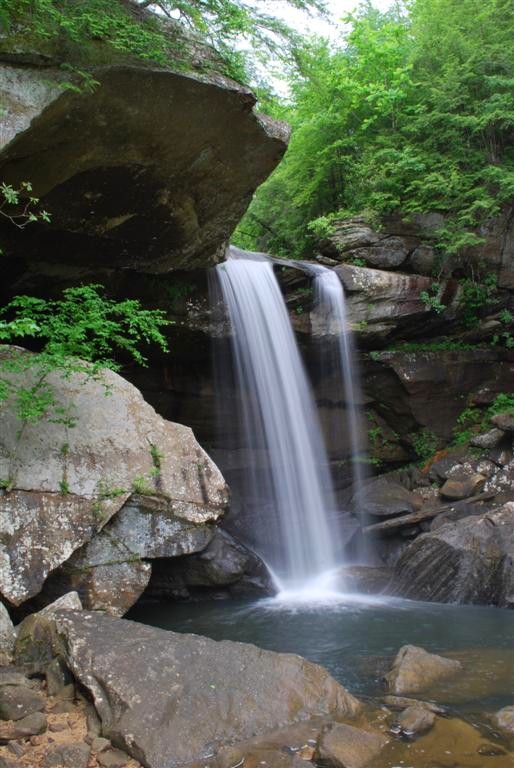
<box><xmin>385</xmin><ymin>645</ymin><xmax>462</xmax><ymax>695</ymax></box>
<box><xmin>0</xmin><ymin>604</ymin><xmax>15</xmax><ymax>667</ymax></box>
<box><xmin>0</xmin><ymin>352</ymin><xmax>228</xmax><ymax>608</ymax></box>
<box><xmin>391</xmin><ymin>504</ymin><xmax>514</xmax><ymax>607</ymax></box>
<box><xmin>0</xmin><ymin>711</ymin><xmax>47</xmax><ymax>740</ymax></box>
<box><xmin>16</xmin><ymin>610</ymin><xmax>361</xmax><ymax>767</ymax></box>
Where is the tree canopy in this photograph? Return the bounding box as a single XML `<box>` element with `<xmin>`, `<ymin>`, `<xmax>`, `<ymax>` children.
<box><xmin>235</xmin><ymin>0</ymin><xmax>514</xmax><ymax>261</ymax></box>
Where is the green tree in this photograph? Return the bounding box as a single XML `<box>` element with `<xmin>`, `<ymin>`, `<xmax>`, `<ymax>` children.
<box><xmin>236</xmin><ymin>0</ymin><xmax>514</xmax><ymax>260</ymax></box>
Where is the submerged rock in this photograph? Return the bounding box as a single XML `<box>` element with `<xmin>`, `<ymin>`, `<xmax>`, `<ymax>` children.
<box><xmin>395</xmin><ymin>705</ymin><xmax>436</xmax><ymax>736</ymax></box>
<box><xmin>385</xmin><ymin>645</ymin><xmax>462</xmax><ymax>695</ymax></box>
<box><xmin>16</xmin><ymin>610</ymin><xmax>361</xmax><ymax>767</ymax></box>
<box><xmin>316</xmin><ymin>722</ymin><xmax>387</xmax><ymax>768</ymax></box>
<box><xmin>494</xmin><ymin>706</ymin><xmax>514</xmax><ymax>734</ymax></box>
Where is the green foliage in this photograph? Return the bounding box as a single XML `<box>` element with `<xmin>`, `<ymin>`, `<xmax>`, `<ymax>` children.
<box><xmin>131</xmin><ymin>475</ymin><xmax>155</xmax><ymax>495</ymax></box>
<box><xmin>0</xmin><ymin>285</ymin><xmax>170</xmax><ymax>485</ymax></box>
<box><xmin>3</xmin><ymin>0</ymin><xmax>326</xmax><ymax>84</ymax></box>
<box><xmin>390</xmin><ymin>338</ymin><xmax>476</xmax><ymax>352</ymax></box>
<box><xmin>237</xmin><ymin>0</ymin><xmax>514</xmax><ymax>260</ymax></box>
<box><xmin>451</xmin><ymin>393</ymin><xmax>514</xmax><ymax>445</ymax></box>
<box><xmin>420</xmin><ymin>283</ymin><xmax>445</xmax><ymax>314</ymax></box>
<box><xmin>459</xmin><ymin>274</ymin><xmax>498</xmax><ymax>327</ymax></box>
<box><xmin>412</xmin><ymin>429</ymin><xmax>438</xmax><ymax>461</ymax></box>
<box><xmin>492</xmin><ymin>308</ymin><xmax>514</xmax><ymax>348</ymax></box>
<box><xmin>0</xmin><ymin>182</ymin><xmax>51</xmax><ymax>246</ymax></box>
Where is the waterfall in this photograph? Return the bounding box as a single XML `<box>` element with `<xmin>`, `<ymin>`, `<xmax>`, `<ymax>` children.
<box><xmin>309</xmin><ymin>265</ymin><xmax>369</xmax><ymax>556</ymax></box>
<box><xmin>212</xmin><ymin>247</ymin><xmax>343</xmax><ymax>591</ymax></box>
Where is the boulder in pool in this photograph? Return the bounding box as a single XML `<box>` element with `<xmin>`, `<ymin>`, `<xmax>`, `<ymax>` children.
<box><xmin>494</xmin><ymin>706</ymin><xmax>514</xmax><ymax>734</ymax></box>
<box><xmin>315</xmin><ymin>722</ymin><xmax>388</xmax><ymax>768</ymax></box>
<box><xmin>385</xmin><ymin>645</ymin><xmax>462</xmax><ymax>695</ymax></box>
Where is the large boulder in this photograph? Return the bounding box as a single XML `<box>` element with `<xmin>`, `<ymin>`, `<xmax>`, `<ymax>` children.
<box><xmin>0</xmin><ymin>59</ymin><xmax>288</xmax><ymax>296</ymax></box>
<box><xmin>390</xmin><ymin>504</ymin><xmax>514</xmax><ymax>607</ymax></box>
<box><xmin>0</xmin><ymin>350</ymin><xmax>228</xmax><ymax>608</ymax></box>
<box><xmin>0</xmin><ymin>603</ymin><xmax>15</xmax><ymax>666</ymax></box>
<box><xmin>15</xmin><ymin>610</ymin><xmax>362</xmax><ymax>767</ymax></box>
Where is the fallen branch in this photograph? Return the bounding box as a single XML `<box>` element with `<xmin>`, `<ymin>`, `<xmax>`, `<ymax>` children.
<box><xmin>363</xmin><ymin>491</ymin><xmax>497</xmax><ymax>534</ymax></box>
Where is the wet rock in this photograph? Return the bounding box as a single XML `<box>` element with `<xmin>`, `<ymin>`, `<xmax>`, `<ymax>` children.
<box><xmin>396</xmin><ymin>705</ymin><xmax>436</xmax><ymax>735</ymax></box>
<box><xmin>493</xmin><ymin>706</ymin><xmax>514</xmax><ymax>734</ymax></box>
<box><xmin>0</xmin><ymin>351</ymin><xmax>228</xmax><ymax>608</ymax></box>
<box><xmin>0</xmin><ymin>712</ymin><xmax>47</xmax><ymax>740</ymax></box>
<box><xmin>391</xmin><ymin>504</ymin><xmax>514</xmax><ymax>606</ymax></box>
<box><xmin>0</xmin><ymin>605</ymin><xmax>15</xmax><ymax>667</ymax></box>
<box><xmin>470</xmin><ymin>428</ymin><xmax>505</xmax><ymax>449</ymax></box>
<box><xmin>19</xmin><ymin>610</ymin><xmax>361</xmax><ymax>767</ymax></box>
<box><xmin>316</xmin><ymin>722</ymin><xmax>387</xmax><ymax>768</ymax></box>
<box><xmin>385</xmin><ymin>645</ymin><xmax>462</xmax><ymax>694</ymax></box>
<box><xmin>382</xmin><ymin>695</ymin><xmax>446</xmax><ymax>714</ymax></box>
<box><xmin>0</xmin><ymin>685</ymin><xmax>45</xmax><ymax>721</ymax></box>
<box><xmin>491</xmin><ymin>412</ymin><xmax>514</xmax><ymax>432</ymax></box>
<box><xmin>42</xmin><ymin>743</ymin><xmax>90</xmax><ymax>768</ymax></box>
<box><xmin>440</xmin><ymin>473</ymin><xmax>486</xmax><ymax>500</ymax></box>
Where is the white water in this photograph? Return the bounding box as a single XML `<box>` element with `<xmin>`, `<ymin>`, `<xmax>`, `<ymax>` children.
<box><xmin>309</xmin><ymin>266</ymin><xmax>369</xmax><ymax>544</ymax></box>
<box><xmin>214</xmin><ymin>248</ymin><xmax>344</xmax><ymax>591</ymax></box>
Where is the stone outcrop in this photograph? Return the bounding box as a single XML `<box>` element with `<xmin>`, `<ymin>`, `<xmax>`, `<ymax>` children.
<box><xmin>318</xmin><ymin>212</ymin><xmax>514</xmax><ymax>289</ymax></box>
<box><xmin>0</xmin><ymin>348</ymin><xmax>228</xmax><ymax>610</ymax></box>
<box><xmin>0</xmin><ymin>59</ymin><xmax>288</xmax><ymax>297</ymax></box>
<box><xmin>15</xmin><ymin>610</ymin><xmax>362</xmax><ymax>768</ymax></box>
<box><xmin>390</xmin><ymin>503</ymin><xmax>514</xmax><ymax>607</ymax></box>
<box><xmin>385</xmin><ymin>645</ymin><xmax>462</xmax><ymax>695</ymax></box>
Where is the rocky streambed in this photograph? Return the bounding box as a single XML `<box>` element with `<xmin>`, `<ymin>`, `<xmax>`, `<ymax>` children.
<box><xmin>1</xmin><ymin>595</ymin><xmax>514</xmax><ymax>768</ymax></box>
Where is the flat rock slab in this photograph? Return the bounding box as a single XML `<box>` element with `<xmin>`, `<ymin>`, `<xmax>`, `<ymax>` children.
<box><xmin>36</xmin><ymin>611</ymin><xmax>361</xmax><ymax>768</ymax></box>
<box><xmin>385</xmin><ymin>645</ymin><xmax>462</xmax><ymax>695</ymax></box>
<box><xmin>42</xmin><ymin>743</ymin><xmax>90</xmax><ymax>768</ymax></box>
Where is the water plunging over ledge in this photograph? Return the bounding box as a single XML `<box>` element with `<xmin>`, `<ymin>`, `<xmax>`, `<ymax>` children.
<box><xmin>309</xmin><ymin>265</ymin><xmax>371</xmax><ymax>558</ymax></box>
<box><xmin>212</xmin><ymin>247</ymin><xmax>344</xmax><ymax>593</ymax></box>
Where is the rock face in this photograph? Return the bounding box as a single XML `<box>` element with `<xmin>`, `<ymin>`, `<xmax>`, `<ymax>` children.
<box><xmin>17</xmin><ymin>610</ymin><xmax>361</xmax><ymax>767</ymax></box>
<box><xmin>319</xmin><ymin>212</ymin><xmax>514</xmax><ymax>289</ymax></box>
<box><xmin>391</xmin><ymin>504</ymin><xmax>514</xmax><ymax>607</ymax></box>
<box><xmin>0</xmin><ymin>349</ymin><xmax>228</xmax><ymax>609</ymax></box>
<box><xmin>0</xmin><ymin>62</ymin><xmax>288</xmax><ymax>295</ymax></box>
<box><xmin>385</xmin><ymin>645</ymin><xmax>462</xmax><ymax>695</ymax></box>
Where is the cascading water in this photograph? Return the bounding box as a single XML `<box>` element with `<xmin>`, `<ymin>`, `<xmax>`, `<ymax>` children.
<box><xmin>212</xmin><ymin>247</ymin><xmax>344</xmax><ymax>593</ymax></box>
<box><xmin>309</xmin><ymin>266</ymin><xmax>369</xmax><ymax>546</ymax></box>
